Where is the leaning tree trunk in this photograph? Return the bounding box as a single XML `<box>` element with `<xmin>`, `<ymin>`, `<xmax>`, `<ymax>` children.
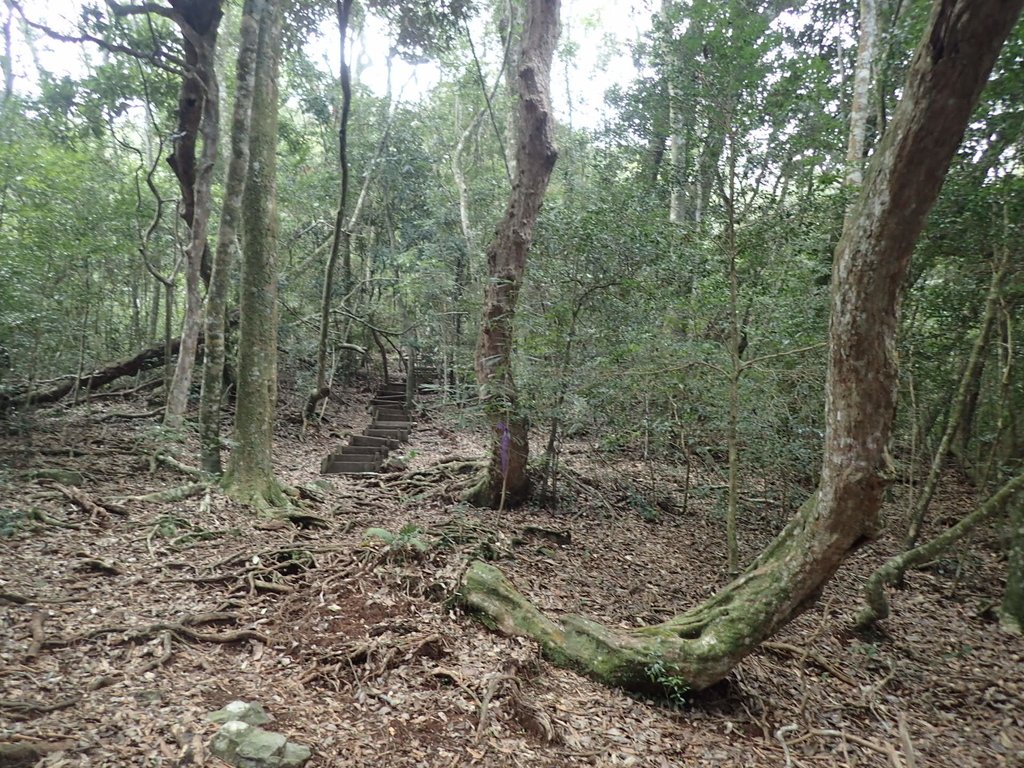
<box><xmin>198</xmin><ymin>0</ymin><xmax>260</xmax><ymax>475</ymax></box>
<box><xmin>461</xmin><ymin>0</ymin><xmax>1024</xmax><ymax>693</ymax></box>
<box><xmin>466</xmin><ymin>0</ymin><xmax>560</xmax><ymax>509</ymax></box>
<box><xmin>903</xmin><ymin>255</ymin><xmax>1007</xmax><ymax>548</ymax></box>
<box><xmin>222</xmin><ymin>0</ymin><xmax>288</xmax><ymax>511</ymax></box>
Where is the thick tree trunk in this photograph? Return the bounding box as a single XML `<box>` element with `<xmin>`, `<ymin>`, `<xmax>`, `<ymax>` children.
<box><xmin>163</xmin><ymin>1</ymin><xmax>223</xmax><ymax>429</ymax></box>
<box><xmin>198</xmin><ymin>0</ymin><xmax>260</xmax><ymax>475</ymax></box>
<box><xmin>461</xmin><ymin>0</ymin><xmax>1024</xmax><ymax>693</ymax></box>
<box><xmin>467</xmin><ymin>0</ymin><xmax>560</xmax><ymax>509</ymax></box>
<box><xmin>223</xmin><ymin>0</ymin><xmax>288</xmax><ymax>510</ymax></box>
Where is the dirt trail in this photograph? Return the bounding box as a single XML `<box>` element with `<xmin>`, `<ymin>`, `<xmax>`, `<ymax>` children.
<box><xmin>1</xmin><ymin>391</ymin><xmax>1020</xmax><ymax>766</ymax></box>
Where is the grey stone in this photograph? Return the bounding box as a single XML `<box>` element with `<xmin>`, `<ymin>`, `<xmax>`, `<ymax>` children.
<box><xmin>235</xmin><ymin>728</ymin><xmax>287</xmax><ymax>761</ymax></box>
<box><xmin>280</xmin><ymin>742</ymin><xmax>313</xmax><ymax>768</ymax></box>
<box><xmin>208</xmin><ymin>700</ymin><xmax>273</xmax><ymax>726</ymax></box>
<box><xmin>207</xmin><ymin>717</ymin><xmax>311</xmax><ymax>768</ymax></box>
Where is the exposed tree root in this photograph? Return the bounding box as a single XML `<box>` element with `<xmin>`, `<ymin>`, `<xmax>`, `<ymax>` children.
<box><xmin>222</xmin><ymin>476</ymin><xmax>294</xmax><ymax>514</ymax></box>
<box><xmin>26</xmin><ymin>508</ymin><xmax>83</xmax><ymax>530</ymax></box>
<box><xmin>385</xmin><ymin>458</ymin><xmax>485</xmax><ymax>501</ymax></box>
<box><xmin>155</xmin><ymin>452</ymin><xmax>211</xmax><ymax>480</ymax></box>
<box><xmin>45</xmin><ymin>618</ymin><xmax>269</xmax><ymax>648</ymax></box>
<box><xmin>124</xmin><ymin>482</ymin><xmax>209</xmax><ymax>504</ymax></box>
<box><xmin>94</xmin><ymin>408</ymin><xmax>164</xmax><ymax>422</ymax></box>
<box><xmin>762</xmin><ymin>641</ymin><xmax>857</xmax><ymax>687</ymax></box>
<box><xmin>51</xmin><ymin>483</ymin><xmax>128</xmax><ymax>519</ymax></box>
<box><xmin>856</xmin><ymin>471</ymin><xmax>1024</xmax><ymax>628</ymax></box>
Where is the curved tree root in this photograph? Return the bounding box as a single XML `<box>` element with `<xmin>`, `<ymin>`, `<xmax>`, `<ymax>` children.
<box><xmin>462</xmin><ymin>559</ymin><xmax>766</xmax><ymax>695</ymax></box>
<box><xmin>856</xmin><ymin>471</ymin><xmax>1024</xmax><ymax>629</ymax></box>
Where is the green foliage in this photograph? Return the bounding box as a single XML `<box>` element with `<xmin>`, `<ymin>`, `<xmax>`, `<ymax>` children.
<box><xmin>645</xmin><ymin>658</ymin><xmax>691</xmax><ymax>704</ymax></box>
<box><xmin>362</xmin><ymin>523</ymin><xmax>432</xmax><ymax>558</ymax></box>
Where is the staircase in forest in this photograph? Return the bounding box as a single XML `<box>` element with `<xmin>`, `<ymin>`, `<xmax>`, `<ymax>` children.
<box><xmin>320</xmin><ymin>366</ymin><xmax>436</xmax><ymax>475</ymax></box>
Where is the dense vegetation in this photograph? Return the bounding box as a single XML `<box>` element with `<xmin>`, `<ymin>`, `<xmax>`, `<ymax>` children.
<box><xmin>1</xmin><ymin>0</ymin><xmax>1022</xmax><ymax>694</ymax></box>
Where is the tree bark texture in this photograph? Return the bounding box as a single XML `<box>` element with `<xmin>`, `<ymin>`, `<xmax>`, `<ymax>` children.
<box><xmin>163</xmin><ymin>0</ymin><xmax>223</xmax><ymax>429</ymax></box>
<box><xmin>1000</xmin><ymin>491</ymin><xmax>1024</xmax><ymax>634</ymax></box>
<box><xmin>461</xmin><ymin>0</ymin><xmax>1024</xmax><ymax>692</ymax></box>
<box><xmin>199</xmin><ymin>0</ymin><xmax>261</xmax><ymax>475</ymax></box>
<box><xmin>469</xmin><ymin>0</ymin><xmax>560</xmax><ymax>509</ymax></box>
<box><xmin>223</xmin><ymin>0</ymin><xmax>288</xmax><ymax>509</ymax></box>
<box><xmin>845</xmin><ymin>0</ymin><xmax>877</xmax><ymax>186</ymax></box>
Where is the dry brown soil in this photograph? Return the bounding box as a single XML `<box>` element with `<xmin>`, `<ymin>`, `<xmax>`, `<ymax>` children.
<box><xmin>1</xmin><ymin>388</ymin><xmax>1021</xmax><ymax>767</ymax></box>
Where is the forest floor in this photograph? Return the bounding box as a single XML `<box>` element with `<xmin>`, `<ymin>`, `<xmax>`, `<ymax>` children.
<box><xmin>1</xmin><ymin>384</ymin><xmax>1022</xmax><ymax>768</ymax></box>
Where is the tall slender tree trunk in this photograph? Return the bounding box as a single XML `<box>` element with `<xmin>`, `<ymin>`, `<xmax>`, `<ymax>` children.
<box><xmin>1000</xmin><ymin>487</ymin><xmax>1024</xmax><ymax>634</ymax></box>
<box><xmin>0</xmin><ymin>1</ymin><xmax>13</xmax><ymax>101</ymax></box>
<box><xmin>904</xmin><ymin>255</ymin><xmax>1006</xmax><ymax>548</ymax></box>
<box><xmin>466</xmin><ymin>0</ymin><xmax>560</xmax><ymax>509</ymax></box>
<box><xmin>845</xmin><ymin>0</ymin><xmax>877</xmax><ymax>186</ymax></box>
<box><xmin>306</xmin><ymin>0</ymin><xmax>354</xmax><ymax>422</ymax></box>
<box><xmin>198</xmin><ymin>0</ymin><xmax>261</xmax><ymax>475</ymax></box>
<box><xmin>223</xmin><ymin>0</ymin><xmax>288</xmax><ymax>510</ymax></box>
<box><xmin>162</xmin><ymin>1</ymin><xmax>223</xmax><ymax>429</ymax></box>
<box><xmin>462</xmin><ymin>0</ymin><xmax>1024</xmax><ymax>692</ymax></box>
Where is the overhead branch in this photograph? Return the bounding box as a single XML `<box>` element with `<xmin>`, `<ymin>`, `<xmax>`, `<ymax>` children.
<box><xmin>105</xmin><ymin>0</ymin><xmax>179</xmax><ymax>22</ymax></box>
<box><xmin>10</xmin><ymin>1</ymin><xmax>185</xmax><ymax>73</ymax></box>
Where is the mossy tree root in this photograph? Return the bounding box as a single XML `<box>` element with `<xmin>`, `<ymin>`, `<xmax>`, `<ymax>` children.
<box><xmin>856</xmin><ymin>470</ymin><xmax>1024</xmax><ymax>629</ymax></box>
<box><xmin>461</xmin><ymin>495</ymin><xmax>834</xmax><ymax>696</ymax></box>
<box><xmin>461</xmin><ymin>560</ymin><xmax>764</xmax><ymax>694</ymax></box>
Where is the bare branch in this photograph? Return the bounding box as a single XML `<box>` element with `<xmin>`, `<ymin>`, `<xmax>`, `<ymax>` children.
<box><xmin>10</xmin><ymin>0</ymin><xmax>185</xmax><ymax>74</ymax></box>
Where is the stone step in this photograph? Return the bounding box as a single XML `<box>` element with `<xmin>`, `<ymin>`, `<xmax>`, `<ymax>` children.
<box><xmin>321</xmin><ymin>458</ymin><xmax>381</xmax><ymax>474</ymax></box>
<box><xmin>365</xmin><ymin>427</ymin><xmax>410</xmax><ymax>442</ymax></box>
<box><xmin>373</xmin><ymin>409</ymin><xmax>411</xmax><ymax>421</ymax></box>
<box><xmin>370</xmin><ymin>400</ymin><xmax>408</xmax><ymax>410</ymax></box>
<box><xmin>379</xmin><ymin>384</ymin><xmax>408</xmax><ymax>395</ymax></box>
<box><xmin>373</xmin><ymin>420</ymin><xmax>414</xmax><ymax>430</ymax></box>
<box><xmin>350</xmin><ymin>434</ymin><xmax>398</xmax><ymax>449</ymax></box>
<box><xmin>331</xmin><ymin>445</ymin><xmax>386</xmax><ymax>459</ymax></box>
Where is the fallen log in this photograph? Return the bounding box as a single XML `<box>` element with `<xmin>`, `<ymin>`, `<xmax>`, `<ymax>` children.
<box><xmin>0</xmin><ymin>336</ymin><xmax>187</xmax><ymax>409</ymax></box>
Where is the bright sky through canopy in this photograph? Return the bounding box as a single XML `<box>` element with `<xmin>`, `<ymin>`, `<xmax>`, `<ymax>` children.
<box><xmin>12</xmin><ymin>0</ymin><xmax>650</xmax><ymax>131</ymax></box>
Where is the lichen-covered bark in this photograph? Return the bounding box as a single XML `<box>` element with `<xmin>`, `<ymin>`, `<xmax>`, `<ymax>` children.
<box><xmin>461</xmin><ymin>0</ymin><xmax>1024</xmax><ymax>692</ymax></box>
<box><xmin>470</xmin><ymin>0</ymin><xmax>560</xmax><ymax>509</ymax></box>
<box><xmin>199</xmin><ymin>0</ymin><xmax>260</xmax><ymax>475</ymax></box>
<box><xmin>223</xmin><ymin>0</ymin><xmax>288</xmax><ymax>511</ymax></box>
